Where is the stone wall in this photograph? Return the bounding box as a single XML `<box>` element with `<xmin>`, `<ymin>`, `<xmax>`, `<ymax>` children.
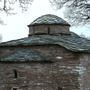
<box><xmin>29</xmin><ymin>25</ymin><xmax>48</xmax><ymax>35</ymax></box>
<box><xmin>28</xmin><ymin>25</ymin><xmax>70</xmax><ymax>36</ymax></box>
<box><xmin>0</xmin><ymin>45</ymin><xmax>86</xmax><ymax>90</ymax></box>
<box><xmin>79</xmin><ymin>54</ymin><xmax>90</xmax><ymax>90</ymax></box>
<box><xmin>49</xmin><ymin>25</ymin><xmax>69</xmax><ymax>34</ymax></box>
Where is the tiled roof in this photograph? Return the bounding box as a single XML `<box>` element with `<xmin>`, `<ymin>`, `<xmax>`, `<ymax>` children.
<box><xmin>28</xmin><ymin>14</ymin><xmax>70</xmax><ymax>26</ymax></box>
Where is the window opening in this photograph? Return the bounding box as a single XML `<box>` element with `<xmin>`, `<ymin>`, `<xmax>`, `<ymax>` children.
<box><xmin>12</xmin><ymin>87</ymin><xmax>17</xmax><ymax>90</ymax></box>
<box><xmin>58</xmin><ymin>87</ymin><xmax>62</xmax><ymax>90</ymax></box>
<box><xmin>13</xmin><ymin>69</ymin><xmax>18</xmax><ymax>78</ymax></box>
<box><xmin>48</xmin><ymin>27</ymin><xmax>50</xmax><ymax>34</ymax></box>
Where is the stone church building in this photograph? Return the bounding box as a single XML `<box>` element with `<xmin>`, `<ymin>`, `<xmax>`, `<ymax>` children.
<box><xmin>0</xmin><ymin>14</ymin><xmax>90</xmax><ymax>90</ymax></box>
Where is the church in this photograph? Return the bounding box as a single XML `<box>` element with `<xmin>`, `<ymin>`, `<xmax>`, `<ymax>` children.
<box><xmin>0</xmin><ymin>14</ymin><xmax>90</xmax><ymax>90</ymax></box>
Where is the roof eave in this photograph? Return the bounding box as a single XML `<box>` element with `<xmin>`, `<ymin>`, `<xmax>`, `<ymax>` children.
<box><xmin>27</xmin><ymin>23</ymin><xmax>71</xmax><ymax>27</ymax></box>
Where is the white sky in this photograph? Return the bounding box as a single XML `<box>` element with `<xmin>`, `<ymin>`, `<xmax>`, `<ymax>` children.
<box><xmin>0</xmin><ymin>0</ymin><xmax>90</xmax><ymax>42</ymax></box>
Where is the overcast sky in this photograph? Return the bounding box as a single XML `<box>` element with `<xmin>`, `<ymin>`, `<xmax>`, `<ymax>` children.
<box><xmin>0</xmin><ymin>0</ymin><xmax>90</xmax><ymax>42</ymax></box>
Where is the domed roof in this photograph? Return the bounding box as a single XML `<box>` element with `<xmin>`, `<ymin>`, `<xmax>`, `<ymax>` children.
<box><xmin>28</xmin><ymin>14</ymin><xmax>70</xmax><ymax>26</ymax></box>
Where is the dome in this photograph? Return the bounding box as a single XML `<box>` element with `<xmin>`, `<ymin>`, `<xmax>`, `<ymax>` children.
<box><xmin>28</xmin><ymin>14</ymin><xmax>70</xmax><ymax>26</ymax></box>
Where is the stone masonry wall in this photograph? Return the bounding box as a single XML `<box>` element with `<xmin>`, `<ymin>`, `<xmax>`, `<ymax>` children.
<box><xmin>29</xmin><ymin>25</ymin><xmax>70</xmax><ymax>35</ymax></box>
<box><xmin>79</xmin><ymin>54</ymin><xmax>90</xmax><ymax>90</ymax></box>
<box><xmin>0</xmin><ymin>45</ymin><xmax>84</xmax><ymax>90</ymax></box>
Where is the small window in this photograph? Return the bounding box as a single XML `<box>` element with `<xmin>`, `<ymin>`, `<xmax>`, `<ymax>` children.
<box><xmin>48</xmin><ymin>27</ymin><xmax>50</xmax><ymax>34</ymax></box>
<box><xmin>12</xmin><ymin>87</ymin><xmax>17</xmax><ymax>90</ymax></box>
<box><xmin>13</xmin><ymin>69</ymin><xmax>18</xmax><ymax>78</ymax></box>
<box><xmin>58</xmin><ymin>87</ymin><xmax>62</xmax><ymax>90</ymax></box>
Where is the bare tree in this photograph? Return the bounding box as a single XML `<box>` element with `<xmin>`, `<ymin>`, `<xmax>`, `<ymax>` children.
<box><xmin>0</xmin><ymin>0</ymin><xmax>34</xmax><ymax>24</ymax></box>
<box><xmin>49</xmin><ymin>0</ymin><xmax>90</xmax><ymax>25</ymax></box>
<box><xmin>0</xmin><ymin>0</ymin><xmax>34</xmax><ymax>14</ymax></box>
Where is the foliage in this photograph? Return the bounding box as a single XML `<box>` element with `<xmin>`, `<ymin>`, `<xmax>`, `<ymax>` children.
<box><xmin>49</xmin><ymin>0</ymin><xmax>90</xmax><ymax>25</ymax></box>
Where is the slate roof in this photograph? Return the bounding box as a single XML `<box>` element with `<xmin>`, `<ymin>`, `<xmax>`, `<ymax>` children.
<box><xmin>0</xmin><ymin>32</ymin><xmax>90</xmax><ymax>53</ymax></box>
<box><xmin>0</xmin><ymin>49</ymin><xmax>52</xmax><ymax>62</ymax></box>
<box><xmin>28</xmin><ymin>14</ymin><xmax>70</xmax><ymax>26</ymax></box>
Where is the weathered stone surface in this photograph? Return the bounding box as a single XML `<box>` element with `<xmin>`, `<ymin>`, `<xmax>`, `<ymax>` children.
<box><xmin>79</xmin><ymin>54</ymin><xmax>90</xmax><ymax>90</ymax></box>
<box><xmin>28</xmin><ymin>14</ymin><xmax>70</xmax><ymax>35</ymax></box>
<box><xmin>0</xmin><ymin>32</ymin><xmax>90</xmax><ymax>53</ymax></box>
<box><xmin>0</xmin><ymin>49</ymin><xmax>51</xmax><ymax>62</ymax></box>
<box><xmin>0</xmin><ymin>14</ymin><xmax>90</xmax><ymax>90</ymax></box>
<box><xmin>28</xmin><ymin>14</ymin><xmax>70</xmax><ymax>26</ymax></box>
<box><xmin>28</xmin><ymin>25</ymin><xmax>70</xmax><ymax>35</ymax></box>
<box><xmin>0</xmin><ymin>45</ymin><xmax>81</xmax><ymax>90</ymax></box>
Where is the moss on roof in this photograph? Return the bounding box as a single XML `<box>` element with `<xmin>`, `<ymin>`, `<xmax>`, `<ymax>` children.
<box><xmin>28</xmin><ymin>14</ymin><xmax>70</xmax><ymax>26</ymax></box>
<box><xmin>0</xmin><ymin>32</ymin><xmax>90</xmax><ymax>53</ymax></box>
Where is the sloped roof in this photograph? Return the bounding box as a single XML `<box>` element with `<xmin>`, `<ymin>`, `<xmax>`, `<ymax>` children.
<box><xmin>0</xmin><ymin>49</ymin><xmax>52</xmax><ymax>62</ymax></box>
<box><xmin>0</xmin><ymin>32</ymin><xmax>90</xmax><ymax>53</ymax></box>
<box><xmin>28</xmin><ymin>14</ymin><xmax>70</xmax><ymax>26</ymax></box>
